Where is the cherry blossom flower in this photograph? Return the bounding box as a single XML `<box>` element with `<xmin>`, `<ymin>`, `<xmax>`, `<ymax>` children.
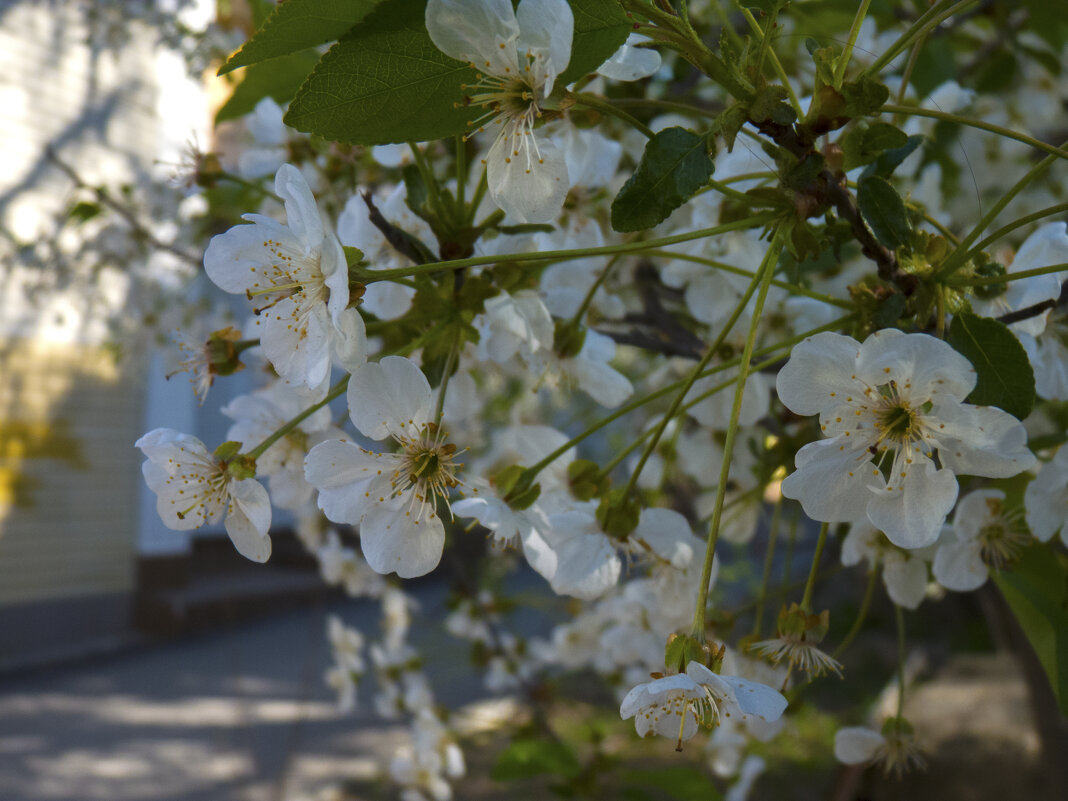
<box><xmin>425</xmin><ymin>0</ymin><xmax>573</xmax><ymax>223</ymax></box>
<box><xmin>620</xmin><ymin>661</ymin><xmax>787</xmax><ymax>751</ymax></box>
<box><xmin>933</xmin><ymin>488</ymin><xmax>1030</xmax><ymax>592</ymax></box>
<box><xmin>304</xmin><ymin>357</ymin><xmax>463</xmax><ymax>578</ymax></box>
<box><xmin>841</xmin><ymin>523</ymin><xmax>929</xmax><ymax>609</ymax></box>
<box><xmin>204</xmin><ymin>163</ymin><xmax>366</xmax><ymax>389</ymax></box>
<box><xmin>834</xmin><ymin>722</ymin><xmax>926</xmax><ymax>777</ymax></box>
<box><xmin>136</xmin><ymin>428</ymin><xmax>272</xmax><ymax>563</ymax></box>
<box><xmin>776</xmin><ymin>329</ymin><xmax>1035</xmax><ymax>549</ymax></box>
<box><xmin>1024</xmin><ymin>446</ymin><xmax>1068</xmax><ymax>545</ymax></box>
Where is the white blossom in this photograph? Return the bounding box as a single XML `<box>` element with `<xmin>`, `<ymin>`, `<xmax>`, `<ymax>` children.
<box><xmin>776</xmin><ymin>329</ymin><xmax>1035</xmax><ymax>548</ymax></box>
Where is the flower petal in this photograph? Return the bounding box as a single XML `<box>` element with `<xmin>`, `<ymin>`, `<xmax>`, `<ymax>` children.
<box><xmin>486</xmin><ymin>130</ymin><xmax>569</xmax><ymax>224</ymax></box>
<box><xmin>775</xmin><ymin>332</ymin><xmax>862</xmax><ymax>416</ymax></box>
<box><xmin>347</xmin><ymin>356</ymin><xmax>433</xmax><ymax>440</ymax></box>
<box><xmin>933</xmin><ymin>540</ymin><xmax>988</xmax><ymax>591</ymax></box>
<box><xmin>866</xmin><ymin>460</ymin><xmax>958</xmax><ymax>549</ymax></box>
<box><xmin>834</xmin><ymin>727</ymin><xmax>884</xmax><ymax>764</ymax></box>
<box><xmin>426</xmin><ymin>0</ymin><xmax>519</xmax><ymax>75</ymax></box>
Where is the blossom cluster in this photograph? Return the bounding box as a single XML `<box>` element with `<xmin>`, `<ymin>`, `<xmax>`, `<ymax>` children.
<box><xmin>125</xmin><ymin>0</ymin><xmax>1068</xmax><ymax>797</ymax></box>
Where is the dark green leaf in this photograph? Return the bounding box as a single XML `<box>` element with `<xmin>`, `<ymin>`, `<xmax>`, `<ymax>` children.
<box><xmin>492</xmin><ymin>737</ymin><xmax>581</xmax><ymax>781</ymax></box>
<box><xmin>611</xmin><ymin>128</ymin><xmax>714</xmax><ymax>232</ymax></box>
<box><xmin>714</xmin><ymin>103</ymin><xmax>749</xmax><ymax>152</ymax></box>
<box><xmin>857</xmin><ymin>175</ymin><xmax>911</xmax><ymax>250</ymax></box>
<box><xmin>623</xmin><ymin>767</ymin><xmax>723</xmax><ymax>801</ymax></box>
<box><xmin>840</xmin><ymin>75</ymin><xmax>889</xmax><ymax>117</ymax></box>
<box><xmin>841</xmin><ymin>122</ymin><xmax>908</xmax><ymax>170</ymax></box>
<box><xmin>285</xmin><ymin>0</ymin><xmax>477</xmax><ymax>145</ymax></box>
<box><xmin>219</xmin><ymin>0</ymin><xmax>382</xmax><ymax>75</ymax></box>
<box><xmin>861</xmin><ymin>134</ymin><xmax>924</xmax><ymax>179</ymax></box>
<box><xmin>558</xmin><ymin>0</ymin><xmax>633</xmax><ymax>86</ymax></box>
<box><xmin>216</xmin><ymin>49</ymin><xmax>321</xmax><ymax>124</ymax></box>
<box><xmin>993</xmin><ymin>544</ymin><xmax>1068</xmax><ymax>716</ymax></box>
<box><xmin>749</xmin><ymin>86</ymin><xmax>797</xmax><ymax>125</ymax></box>
<box><xmin>947</xmin><ymin>311</ymin><xmax>1036</xmax><ymax>420</ymax></box>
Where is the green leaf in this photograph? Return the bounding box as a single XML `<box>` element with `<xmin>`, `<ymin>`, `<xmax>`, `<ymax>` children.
<box><xmin>492</xmin><ymin>737</ymin><xmax>581</xmax><ymax>781</ymax></box>
<box><xmin>558</xmin><ymin>0</ymin><xmax>633</xmax><ymax>86</ymax></box>
<box><xmin>611</xmin><ymin>127</ymin><xmax>714</xmax><ymax>232</ymax></box>
<box><xmin>840</xmin><ymin>75</ymin><xmax>889</xmax><ymax>117</ymax></box>
<box><xmin>841</xmin><ymin>122</ymin><xmax>908</xmax><ymax>170</ymax></box>
<box><xmin>993</xmin><ymin>544</ymin><xmax>1068</xmax><ymax>716</ymax></box>
<box><xmin>219</xmin><ymin>0</ymin><xmax>382</xmax><ymax>75</ymax></box>
<box><xmin>857</xmin><ymin>175</ymin><xmax>911</xmax><ymax>250</ymax></box>
<box><xmin>861</xmin><ymin>134</ymin><xmax>924</xmax><ymax>179</ymax></box>
<box><xmin>285</xmin><ymin>0</ymin><xmax>631</xmax><ymax>146</ymax></box>
<box><xmin>216</xmin><ymin>49</ymin><xmax>321</xmax><ymax>124</ymax></box>
<box><xmin>285</xmin><ymin>0</ymin><xmax>477</xmax><ymax>145</ymax></box>
<box><xmin>947</xmin><ymin>311</ymin><xmax>1036</xmax><ymax>420</ymax></box>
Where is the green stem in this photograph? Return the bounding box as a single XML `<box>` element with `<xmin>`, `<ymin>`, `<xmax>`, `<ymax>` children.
<box><xmin>367</xmin><ymin>213</ymin><xmax>779</xmax><ymax>282</ymax></box>
<box><xmin>621</xmin><ymin>256</ymin><xmax>769</xmax><ymax>498</ymax></box>
<box><xmin>831</xmin><ymin>566</ymin><xmax>878</xmax><ymax>660</ymax></box>
<box><xmin>691</xmin><ymin>230</ymin><xmax>783</xmax><ymax>641</ymax></box>
<box><xmin>467</xmin><ymin>167</ymin><xmax>489</xmax><ymax>225</ymax></box>
<box><xmin>567</xmin><ymin>255</ymin><xmax>621</xmax><ymax>328</ymax></box>
<box><xmin>834</xmin><ymin>0</ymin><xmax>873</xmax><ymax>85</ymax></box>
<box><xmin>895</xmin><ymin>603</ymin><xmax>907</xmax><ymax>719</ymax></box>
<box><xmin>937</xmin><ymin>140</ymin><xmax>1068</xmax><ymax>279</ymax></box>
<box><xmin>573</xmin><ymin>93</ymin><xmax>655</xmax><ymax>139</ymax></box>
<box><xmin>455</xmin><ymin>135</ymin><xmax>466</xmax><ymax>212</ymax></box>
<box><xmin>434</xmin><ymin>333</ymin><xmax>460</xmax><ymax>425</ymax></box>
<box><xmin>962</xmin><ymin>204</ymin><xmax>1068</xmax><ymax>261</ymax></box>
<box><xmin>642</xmin><ymin>248</ymin><xmax>853</xmax><ymax>308</ymax></box>
<box><xmin>863</xmin><ymin>0</ymin><xmax>977</xmax><ymax>78</ymax></box>
<box><xmin>799</xmin><ymin>522</ymin><xmax>830</xmax><ymax>613</ymax></box>
<box><xmin>882</xmin><ymin>105</ymin><xmax>1068</xmax><ymax>164</ymax></box>
<box><xmin>408</xmin><ymin>142</ymin><xmax>447</xmax><ymax>221</ymax></box>
<box><xmin>779</xmin><ymin>511</ymin><xmax>799</xmax><ymax>610</ymax></box>
<box><xmin>521</xmin><ymin>313</ymin><xmax>854</xmax><ymax>484</ymax></box>
<box><xmin>894</xmin><ymin>35</ymin><xmax>926</xmax><ymax>111</ymax></box>
<box><xmin>738</xmin><ymin>6</ymin><xmax>802</xmax><ymax>116</ymax></box>
<box><xmin>245</xmin><ymin>375</ymin><xmax>350</xmax><ymax>461</ymax></box>
<box><xmin>606</xmin><ymin>97</ymin><xmax>718</xmax><ymax>119</ymax></box>
<box><xmin>948</xmin><ymin>261</ymin><xmax>1068</xmax><ymax>287</ymax></box>
<box><xmin>753</xmin><ymin>495</ymin><xmax>784</xmax><ymax>637</ymax></box>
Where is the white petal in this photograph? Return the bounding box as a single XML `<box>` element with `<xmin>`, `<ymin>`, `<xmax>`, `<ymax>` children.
<box><xmin>780</xmin><ymin>438</ymin><xmax>883</xmax><ymax>524</ymax></box>
<box><xmin>516</xmin><ymin>0</ymin><xmax>573</xmax><ymax>91</ymax></box>
<box><xmin>598</xmin><ymin>35</ymin><xmax>661</xmax><ymax>81</ymax></box>
<box><xmin>226</xmin><ymin>479</ymin><xmax>273</xmax><ymax>563</ymax></box>
<box><xmin>259</xmin><ymin>297</ymin><xmax>331</xmax><ymax>388</ymax></box>
<box><xmin>866</xmin><ymin>460</ymin><xmax>957</xmax><ymax>549</ymax></box>
<box><xmin>330</xmin><ymin>307</ymin><xmax>368</xmax><ymax>374</ymax></box>
<box><xmin>714</xmin><ymin>674</ymin><xmax>788</xmax><ymax>722</ymax></box>
<box><xmin>1024</xmin><ymin>448</ymin><xmax>1068</xmax><ymax>542</ymax></box>
<box><xmin>275</xmin><ymin>163</ymin><xmax>323</xmax><ymax>251</ymax></box>
<box><xmin>775</xmin><ymin>332</ymin><xmax>861</xmax><ymax>416</ymax></box>
<box><xmin>347</xmin><ymin>356</ymin><xmax>433</xmax><ymax>440</ymax></box>
<box><xmin>359</xmin><ymin>499</ymin><xmax>445</xmax><ymax>578</ymax></box>
<box><xmin>487</xmin><ymin>131</ymin><xmax>569</xmax><ymax>224</ymax></box>
<box><xmin>632</xmin><ymin>508</ymin><xmax>695</xmax><ymax>568</ymax></box>
<box><xmin>305</xmin><ymin>440</ymin><xmax>391</xmax><ymax>524</ymax></box>
<box><xmin>952</xmin><ymin>488</ymin><xmax>1002</xmax><ymax>542</ymax></box>
<box><xmin>882</xmin><ymin>555</ymin><xmax>928</xmax><ymax>609</ymax></box>
<box><xmin>203</xmin><ymin>217</ymin><xmax>304</xmax><ymax>295</ymax></box>
<box><xmin>856</xmin><ymin>329</ymin><xmax>975</xmax><ymax>402</ymax></box>
<box><xmin>834</xmin><ymin>727</ymin><xmax>884</xmax><ymax>764</ymax></box>
<box><xmin>930</xmin><ymin>402</ymin><xmax>1035</xmax><ymax>478</ymax></box>
<box><xmin>425</xmin><ymin>0</ymin><xmax>519</xmax><ymax>75</ymax></box>
<box><xmin>933</xmin><ymin>540</ymin><xmax>988</xmax><ymax>591</ymax></box>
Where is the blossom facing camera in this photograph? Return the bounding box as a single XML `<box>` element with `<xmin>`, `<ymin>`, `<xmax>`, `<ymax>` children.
<box><xmin>425</xmin><ymin>0</ymin><xmax>573</xmax><ymax>223</ymax></box>
<box><xmin>136</xmin><ymin>428</ymin><xmax>272</xmax><ymax>563</ymax></box>
<box><xmin>304</xmin><ymin>356</ymin><xmax>464</xmax><ymax>579</ymax></box>
<box><xmin>776</xmin><ymin>329</ymin><xmax>1035</xmax><ymax>549</ymax></box>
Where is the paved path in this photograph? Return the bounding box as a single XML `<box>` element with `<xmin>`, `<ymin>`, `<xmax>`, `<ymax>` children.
<box><xmin>0</xmin><ymin>577</ymin><xmax>536</xmax><ymax>801</ymax></box>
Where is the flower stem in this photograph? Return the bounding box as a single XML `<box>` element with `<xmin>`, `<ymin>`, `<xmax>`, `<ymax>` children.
<box><xmin>567</xmin><ymin>255</ymin><xmax>621</xmax><ymax>329</ymax></box>
<box><xmin>863</xmin><ymin>0</ymin><xmax>977</xmax><ymax>78</ymax></box>
<box><xmin>455</xmin><ymin>135</ymin><xmax>466</xmax><ymax>212</ymax></box>
<box><xmin>245</xmin><ymin>375</ymin><xmax>350</xmax><ymax>461</ymax></box>
<box><xmin>367</xmin><ymin>213</ymin><xmax>779</xmax><ymax>281</ymax></box>
<box><xmin>834</xmin><ymin>0</ymin><xmax>873</xmax><ymax>85</ymax></box>
<box><xmin>621</xmin><ymin>256</ymin><xmax>769</xmax><ymax>498</ymax></box>
<box><xmin>800</xmin><ymin>523</ymin><xmax>831</xmax><ymax>613</ymax></box>
<box><xmin>408</xmin><ymin>142</ymin><xmax>447</xmax><ymax>221</ymax></box>
<box><xmin>959</xmin><ymin>203</ymin><xmax>1068</xmax><ymax>262</ymax></box>
<box><xmin>832</xmin><ymin>566</ymin><xmax>878</xmax><ymax>660</ymax></box>
<box><xmin>690</xmin><ymin>230</ymin><xmax>783</xmax><ymax>641</ymax></box>
<box><xmin>738</xmin><ymin>6</ymin><xmax>802</xmax><ymax>116</ymax></box>
<box><xmin>937</xmin><ymin>139</ymin><xmax>1068</xmax><ymax>279</ymax></box>
<box><xmin>948</xmin><ymin>261</ymin><xmax>1068</xmax><ymax>287</ymax></box>
<box><xmin>895</xmin><ymin>603</ymin><xmax>907</xmax><ymax>719</ymax></box>
<box><xmin>573</xmin><ymin>93</ymin><xmax>655</xmax><ymax>139</ymax></box>
<box><xmin>752</xmin><ymin>495</ymin><xmax>784</xmax><ymax>637</ymax></box>
<box><xmin>881</xmin><ymin>105</ymin><xmax>1068</xmax><ymax>164</ymax></box>
<box><xmin>520</xmin><ymin>313</ymin><xmax>853</xmax><ymax>484</ymax></box>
